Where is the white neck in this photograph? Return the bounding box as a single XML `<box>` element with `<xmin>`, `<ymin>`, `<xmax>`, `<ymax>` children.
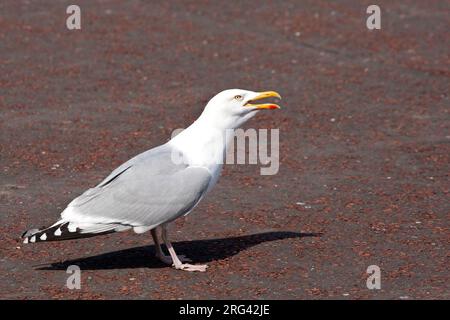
<box><xmin>168</xmin><ymin>107</ymin><xmax>253</xmax><ymax>168</ymax></box>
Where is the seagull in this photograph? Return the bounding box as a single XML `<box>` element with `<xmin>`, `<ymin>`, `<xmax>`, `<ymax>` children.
<box><xmin>22</xmin><ymin>89</ymin><xmax>281</xmax><ymax>272</ymax></box>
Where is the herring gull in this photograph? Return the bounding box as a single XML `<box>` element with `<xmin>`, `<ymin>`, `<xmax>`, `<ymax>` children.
<box><xmin>22</xmin><ymin>89</ymin><xmax>281</xmax><ymax>272</ymax></box>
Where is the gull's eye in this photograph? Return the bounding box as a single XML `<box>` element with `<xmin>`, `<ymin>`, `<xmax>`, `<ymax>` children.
<box><xmin>234</xmin><ymin>95</ymin><xmax>243</xmax><ymax>100</ymax></box>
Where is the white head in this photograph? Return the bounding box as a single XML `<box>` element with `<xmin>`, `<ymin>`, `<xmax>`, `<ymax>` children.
<box><xmin>169</xmin><ymin>89</ymin><xmax>282</xmax><ymax>165</ymax></box>
<box><xmin>198</xmin><ymin>89</ymin><xmax>282</xmax><ymax>129</ymax></box>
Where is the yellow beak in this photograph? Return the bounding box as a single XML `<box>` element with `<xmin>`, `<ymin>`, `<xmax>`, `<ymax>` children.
<box><xmin>244</xmin><ymin>91</ymin><xmax>282</xmax><ymax>109</ymax></box>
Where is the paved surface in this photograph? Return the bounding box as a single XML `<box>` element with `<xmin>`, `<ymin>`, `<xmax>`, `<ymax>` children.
<box><xmin>0</xmin><ymin>0</ymin><xmax>448</xmax><ymax>299</ymax></box>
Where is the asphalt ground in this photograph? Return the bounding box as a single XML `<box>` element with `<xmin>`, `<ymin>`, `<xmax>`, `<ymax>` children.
<box><xmin>0</xmin><ymin>0</ymin><xmax>449</xmax><ymax>299</ymax></box>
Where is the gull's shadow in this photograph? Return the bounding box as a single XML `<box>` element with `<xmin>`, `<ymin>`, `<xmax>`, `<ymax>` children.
<box><xmin>37</xmin><ymin>231</ymin><xmax>320</xmax><ymax>270</ymax></box>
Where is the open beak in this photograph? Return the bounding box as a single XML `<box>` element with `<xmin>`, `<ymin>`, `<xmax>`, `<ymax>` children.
<box><xmin>244</xmin><ymin>91</ymin><xmax>282</xmax><ymax>110</ymax></box>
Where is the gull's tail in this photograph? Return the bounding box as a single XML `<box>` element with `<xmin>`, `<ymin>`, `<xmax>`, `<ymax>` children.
<box><xmin>21</xmin><ymin>220</ymin><xmax>119</xmax><ymax>243</ymax></box>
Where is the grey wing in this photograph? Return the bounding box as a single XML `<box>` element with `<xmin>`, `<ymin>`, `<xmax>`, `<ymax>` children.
<box><xmin>95</xmin><ymin>144</ymin><xmax>168</xmax><ymax>188</ymax></box>
<box><xmin>61</xmin><ymin>144</ymin><xmax>212</xmax><ymax>230</ymax></box>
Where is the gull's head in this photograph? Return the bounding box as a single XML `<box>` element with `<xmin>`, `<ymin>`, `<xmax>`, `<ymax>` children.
<box><xmin>201</xmin><ymin>89</ymin><xmax>282</xmax><ymax>129</ymax></box>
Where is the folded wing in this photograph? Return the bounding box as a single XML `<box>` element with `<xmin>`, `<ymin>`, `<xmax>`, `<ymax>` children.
<box><xmin>62</xmin><ymin>144</ymin><xmax>212</xmax><ymax>233</ymax></box>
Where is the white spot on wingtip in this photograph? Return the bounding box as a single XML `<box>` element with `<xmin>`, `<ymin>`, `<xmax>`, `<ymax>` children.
<box><xmin>54</xmin><ymin>228</ymin><xmax>62</xmax><ymax>236</ymax></box>
<box><xmin>68</xmin><ymin>224</ymin><xmax>77</xmax><ymax>232</ymax></box>
<box><xmin>23</xmin><ymin>237</ymin><xmax>29</xmax><ymax>244</ymax></box>
<box><xmin>40</xmin><ymin>233</ymin><xmax>47</xmax><ymax>241</ymax></box>
<box><xmin>30</xmin><ymin>236</ymin><xmax>36</xmax><ymax>243</ymax></box>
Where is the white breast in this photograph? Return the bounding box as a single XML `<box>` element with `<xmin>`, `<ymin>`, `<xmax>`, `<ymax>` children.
<box><xmin>169</xmin><ymin>122</ymin><xmax>228</xmax><ymax>194</ymax></box>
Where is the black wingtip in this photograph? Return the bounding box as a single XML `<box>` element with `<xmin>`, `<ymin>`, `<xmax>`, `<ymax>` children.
<box><xmin>21</xmin><ymin>228</ymin><xmax>40</xmax><ymax>239</ymax></box>
<box><xmin>22</xmin><ymin>221</ymin><xmax>117</xmax><ymax>243</ymax></box>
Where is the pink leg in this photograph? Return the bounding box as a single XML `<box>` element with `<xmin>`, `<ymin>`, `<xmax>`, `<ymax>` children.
<box><xmin>151</xmin><ymin>227</ymin><xmax>190</xmax><ymax>265</ymax></box>
<box><xmin>161</xmin><ymin>225</ymin><xmax>208</xmax><ymax>272</ymax></box>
